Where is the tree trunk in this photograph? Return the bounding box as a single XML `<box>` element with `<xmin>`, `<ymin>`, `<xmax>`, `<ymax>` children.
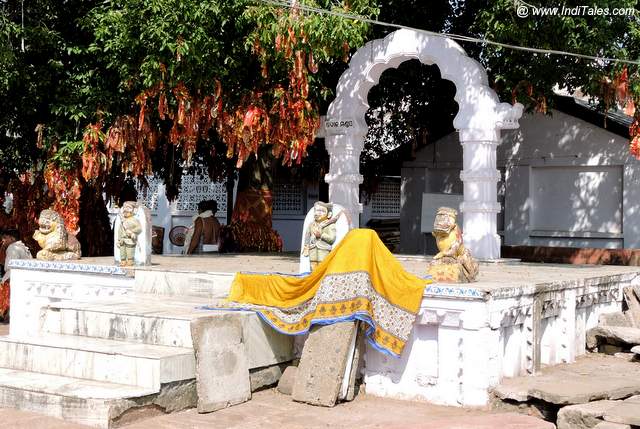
<box><xmin>221</xmin><ymin>147</ymin><xmax>282</xmax><ymax>252</ymax></box>
<box><xmin>77</xmin><ymin>182</ymin><xmax>114</xmax><ymax>257</ymax></box>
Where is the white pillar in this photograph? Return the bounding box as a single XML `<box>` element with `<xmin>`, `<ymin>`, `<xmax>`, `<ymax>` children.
<box><xmin>325</xmin><ymin>133</ymin><xmax>364</xmax><ymax>227</ymax></box>
<box><xmin>156</xmin><ymin>184</ymin><xmax>173</xmax><ymax>255</ymax></box>
<box><xmin>458</xmin><ymin>129</ymin><xmax>502</xmax><ymax>260</ymax></box>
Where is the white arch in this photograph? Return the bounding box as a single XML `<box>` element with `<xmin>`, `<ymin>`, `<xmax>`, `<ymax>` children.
<box><xmin>324</xmin><ymin>29</ymin><xmax>523</xmax><ymax>259</ymax></box>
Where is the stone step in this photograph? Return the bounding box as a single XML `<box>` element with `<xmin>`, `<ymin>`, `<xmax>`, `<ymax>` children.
<box><xmin>43</xmin><ymin>299</ymin><xmax>295</xmax><ymax>370</ymax></box>
<box><xmin>44</xmin><ymin>298</ymin><xmax>213</xmax><ymax>348</ymax></box>
<box><xmin>0</xmin><ymin>333</ymin><xmax>194</xmax><ymax>391</ymax></box>
<box><xmin>0</xmin><ymin>367</ymin><xmax>196</xmax><ymax>429</ymax></box>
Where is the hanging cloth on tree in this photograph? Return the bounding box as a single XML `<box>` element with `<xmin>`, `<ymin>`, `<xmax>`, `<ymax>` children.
<box><xmin>209</xmin><ymin>229</ymin><xmax>430</xmax><ymax>357</ymax></box>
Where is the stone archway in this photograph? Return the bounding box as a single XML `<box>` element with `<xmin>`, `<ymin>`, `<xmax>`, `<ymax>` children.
<box><xmin>324</xmin><ymin>29</ymin><xmax>523</xmax><ymax>259</ymax></box>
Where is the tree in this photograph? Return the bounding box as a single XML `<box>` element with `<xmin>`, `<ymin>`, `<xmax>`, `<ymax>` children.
<box><xmin>0</xmin><ymin>0</ymin><xmax>378</xmax><ymax>252</ymax></box>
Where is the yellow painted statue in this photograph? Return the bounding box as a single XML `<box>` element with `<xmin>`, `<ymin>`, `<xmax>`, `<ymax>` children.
<box><xmin>33</xmin><ymin>209</ymin><xmax>81</xmax><ymax>261</ymax></box>
<box><xmin>302</xmin><ymin>202</ymin><xmax>337</xmax><ymax>270</ymax></box>
<box><xmin>426</xmin><ymin>207</ymin><xmax>479</xmax><ymax>283</ymax></box>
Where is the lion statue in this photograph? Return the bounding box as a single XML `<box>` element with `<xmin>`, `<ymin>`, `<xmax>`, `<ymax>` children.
<box><xmin>426</xmin><ymin>207</ymin><xmax>478</xmax><ymax>283</ymax></box>
<box><xmin>33</xmin><ymin>209</ymin><xmax>81</xmax><ymax>260</ymax></box>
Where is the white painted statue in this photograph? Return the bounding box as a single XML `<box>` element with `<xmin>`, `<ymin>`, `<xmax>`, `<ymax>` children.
<box><xmin>299</xmin><ymin>202</ymin><xmax>352</xmax><ymax>273</ymax></box>
<box><xmin>113</xmin><ymin>201</ymin><xmax>151</xmax><ymax>266</ymax></box>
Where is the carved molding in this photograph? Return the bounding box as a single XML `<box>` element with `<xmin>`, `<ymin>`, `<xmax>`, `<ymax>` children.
<box><xmin>324</xmin><ymin>173</ymin><xmax>364</xmax><ymax>184</ymax></box>
<box><xmin>575</xmin><ymin>288</ymin><xmax>620</xmax><ymax>308</ymax></box>
<box><xmin>419</xmin><ymin>309</ymin><xmax>463</xmax><ymax>327</ymax></box>
<box><xmin>460</xmin><ymin>169</ymin><xmax>502</xmax><ymax>183</ymax></box>
<box><xmin>26</xmin><ymin>281</ymin><xmax>132</xmax><ymax>300</ymax></box>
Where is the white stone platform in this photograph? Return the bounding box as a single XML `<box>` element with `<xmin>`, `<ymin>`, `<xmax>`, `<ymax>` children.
<box><xmin>3</xmin><ymin>256</ymin><xmax>295</xmax><ymax>428</ymax></box>
<box><xmin>2</xmin><ymin>254</ymin><xmax>640</xmax><ymax>426</ymax></box>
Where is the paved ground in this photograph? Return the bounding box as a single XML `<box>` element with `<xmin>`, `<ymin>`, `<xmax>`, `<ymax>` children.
<box><xmin>0</xmin><ymin>321</ymin><xmax>555</xmax><ymax>428</ymax></box>
<box><xmin>495</xmin><ymin>353</ymin><xmax>640</xmax><ymax>405</ymax></box>
<box><xmin>0</xmin><ymin>387</ymin><xmax>554</xmax><ymax>429</ymax></box>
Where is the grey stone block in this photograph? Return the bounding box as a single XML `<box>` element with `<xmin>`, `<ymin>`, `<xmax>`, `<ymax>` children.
<box><xmin>594</xmin><ymin>422</ymin><xmax>631</xmax><ymax>429</ymax></box>
<box><xmin>599</xmin><ymin>312</ymin><xmax>633</xmax><ymax>328</ymax></box>
<box><xmin>277</xmin><ymin>365</ymin><xmax>298</xmax><ymax>396</ymax></box>
<box><xmin>292</xmin><ymin>321</ymin><xmax>357</xmax><ymax>407</ymax></box>
<box><xmin>586</xmin><ymin>326</ymin><xmax>640</xmax><ymax>351</ymax></box>
<box><xmin>603</xmin><ymin>396</ymin><xmax>640</xmax><ymax>426</ymax></box>
<box><xmin>557</xmin><ymin>400</ymin><xmax>618</xmax><ymax>429</ymax></box>
<box><xmin>191</xmin><ymin>315</ymin><xmax>251</xmax><ymax>413</ymax></box>
<box><xmin>249</xmin><ymin>363</ymin><xmax>287</xmax><ymax>392</ymax></box>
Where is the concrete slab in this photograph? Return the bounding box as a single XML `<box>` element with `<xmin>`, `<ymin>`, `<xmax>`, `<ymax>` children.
<box><xmin>587</xmin><ymin>326</ymin><xmax>640</xmax><ymax>350</ymax></box>
<box><xmin>594</xmin><ymin>422</ymin><xmax>632</xmax><ymax>429</ymax></box>
<box><xmin>599</xmin><ymin>312</ymin><xmax>633</xmax><ymax>328</ymax></box>
<box><xmin>292</xmin><ymin>322</ymin><xmax>357</xmax><ymax>407</ymax></box>
<box><xmin>603</xmin><ymin>396</ymin><xmax>640</xmax><ymax>426</ymax></box>
<box><xmin>493</xmin><ymin>354</ymin><xmax>640</xmax><ymax>405</ymax></box>
<box><xmin>190</xmin><ymin>315</ymin><xmax>251</xmax><ymax>413</ymax></box>
<box><xmin>557</xmin><ymin>400</ymin><xmax>619</xmax><ymax>429</ymax></box>
<box><xmin>277</xmin><ymin>366</ymin><xmax>297</xmax><ymax>396</ymax></box>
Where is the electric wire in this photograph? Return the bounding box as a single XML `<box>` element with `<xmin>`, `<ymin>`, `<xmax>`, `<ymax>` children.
<box><xmin>258</xmin><ymin>0</ymin><xmax>640</xmax><ymax>66</ymax></box>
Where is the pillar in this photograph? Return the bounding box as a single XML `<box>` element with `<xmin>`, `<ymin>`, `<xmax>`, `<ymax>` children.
<box><xmin>325</xmin><ymin>132</ymin><xmax>365</xmax><ymax>227</ymax></box>
<box><xmin>458</xmin><ymin>129</ymin><xmax>502</xmax><ymax>260</ymax></box>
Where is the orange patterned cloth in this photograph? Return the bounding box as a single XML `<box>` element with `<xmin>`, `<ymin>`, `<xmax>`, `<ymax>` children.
<box><xmin>0</xmin><ymin>280</ymin><xmax>9</xmax><ymax>319</ymax></box>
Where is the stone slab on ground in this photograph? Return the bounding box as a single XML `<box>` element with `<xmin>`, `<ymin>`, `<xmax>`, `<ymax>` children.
<box><xmin>622</xmin><ymin>287</ymin><xmax>640</xmax><ymax>327</ymax></box>
<box><xmin>556</xmin><ymin>400</ymin><xmax>619</xmax><ymax>429</ymax></box>
<box><xmin>292</xmin><ymin>321</ymin><xmax>357</xmax><ymax>407</ymax></box>
<box><xmin>599</xmin><ymin>312</ymin><xmax>633</xmax><ymax>328</ymax></box>
<box><xmin>587</xmin><ymin>326</ymin><xmax>640</xmax><ymax>350</ymax></box>
<box><xmin>419</xmin><ymin>413</ymin><xmax>555</xmax><ymax>429</ymax></box>
<box><xmin>594</xmin><ymin>422</ymin><xmax>632</xmax><ymax>429</ymax></box>
<box><xmin>632</xmin><ymin>345</ymin><xmax>640</xmax><ymax>355</ymax></box>
<box><xmin>249</xmin><ymin>363</ymin><xmax>287</xmax><ymax>392</ymax></box>
<box><xmin>603</xmin><ymin>395</ymin><xmax>640</xmax><ymax>426</ymax></box>
<box><xmin>191</xmin><ymin>314</ymin><xmax>251</xmax><ymax>413</ymax></box>
<box><xmin>277</xmin><ymin>365</ymin><xmax>297</xmax><ymax>396</ymax></box>
<box><xmin>493</xmin><ymin>354</ymin><xmax>640</xmax><ymax>405</ymax></box>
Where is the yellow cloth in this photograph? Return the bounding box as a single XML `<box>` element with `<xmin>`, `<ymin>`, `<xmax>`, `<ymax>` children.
<box><xmin>223</xmin><ymin>229</ymin><xmax>431</xmax><ymax>356</ymax></box>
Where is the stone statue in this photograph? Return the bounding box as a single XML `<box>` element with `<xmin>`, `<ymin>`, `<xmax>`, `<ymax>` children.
<box><xmin>302</xmin><ymin>202</ymin><xmax>337</xmax><ymax>270</ymax></box>
<box><xmin>33</xmin><ymin>209</ymin><xmax>81</xmax><ymax>260</ymax></box>
<box><xmin>426</xmin><ymin>207</ymin><xmax>479</xmax><ymax>283</ymax></box>
<box><xmin>115</xmin><ymin>201</ymin><xmax>142</xmax><ymax>266</ymax></box>
<box><xmin>113</xmin><ymin>201</ymin><xmax>152</xmax><ymax>266</ymax></box>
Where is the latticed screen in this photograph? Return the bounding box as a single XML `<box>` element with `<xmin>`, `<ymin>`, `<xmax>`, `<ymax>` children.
<box><xmin>175</xmin><ymin>175</ymin><xmax>227</xmax><ymax>213</ymax></box>
<box><xmin>129</xmin><ymin>175</ymin><xmax>228</xmax><ymax>214</ymax></box>
<box><xmin>371</xmin><ymin>179</ymin><xmax>401</xmax><ymax>217</ymax></box>
<box><xmin>135</xmin><ymin>177</ymin><xmax>161</xmax><ymax>211</ymax></box>
<box><xmin>273</xmin><ymin>178</ymin><xmax>305</xmax><ymax>215</ymax></box>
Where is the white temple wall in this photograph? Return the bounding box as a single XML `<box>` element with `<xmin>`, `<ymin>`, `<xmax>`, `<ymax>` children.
<box><xmin>401</xmin><ymin>109</ymin><xmax>640</xmax><ymax>252</ymax></box>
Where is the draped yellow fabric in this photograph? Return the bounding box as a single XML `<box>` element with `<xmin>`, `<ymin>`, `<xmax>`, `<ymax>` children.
<box><xmin>228</xmin><ymin>229</ymin><xmax>427</xmax><ymax>311</ymax></box>
<box><xmin>222</xmin><ymin>229</ymin><xmax>431</xmax><ymax>357</ymax></box>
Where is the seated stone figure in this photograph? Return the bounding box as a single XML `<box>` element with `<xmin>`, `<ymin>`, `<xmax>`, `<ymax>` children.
<box><xmin>426</xmin><ymin>207</ymin><xmax>478</xmax><ymax>283</ymax></box>
<box><xmin>33</xmin><ymin>209</ymin><xmax>81</xmax><ymax>260</ymax></box>
<box><xmin>300</xmin><ymin>202</ymin><xmax>352</xmax><ymax>273</ymax></box>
